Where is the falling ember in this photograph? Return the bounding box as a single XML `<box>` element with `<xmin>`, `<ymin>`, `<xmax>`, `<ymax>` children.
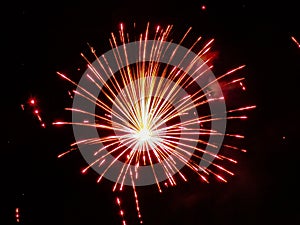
<box><xmin>24</xmin><ymin>97</ymin><xmax>46</xmax><ymax>128</ymax></box>
<box><xmin>116</xmin><ymin>197</ymin><xmax>127</xmax><ymax>225</ymax></box>
<box><xmin>201</xmin><ymin>5</ymin><xmax>206</xmax><ymax>10</ymax></box>
<box><xmin>68</xmin><ymin>90</ymin><xmax>74</xmax><ymax>99</ymax></box>
<box><xmin>239</xmin><ymin>81</ymin><xmax>246</xmax><ymax>91</ymax></box>
<box><xmin>15</xmin><ymin>208</ymin><xmax>20</xmax><ymax>223</ymax></box>
<box><xmin>54</xmin><ymin>22</ymin><xmax>255</xmax><ymax>225</ymax></box>
<box><xmin>291</xmin><ymin>36</ymin><xmax>300</xmax><ymax>48</ymax></box>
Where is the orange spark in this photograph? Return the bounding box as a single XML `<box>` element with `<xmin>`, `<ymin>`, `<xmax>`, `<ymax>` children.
<box><xmin>291</xmin><ymin>36</ymin><xmax>300</xmax><ymax>48</ymax></box>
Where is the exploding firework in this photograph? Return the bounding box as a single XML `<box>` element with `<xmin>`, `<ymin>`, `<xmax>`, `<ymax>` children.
<box><xmin>54</xmin><ymin>22</ymin><xmax>255</xmax><ymax>224</ymax></box>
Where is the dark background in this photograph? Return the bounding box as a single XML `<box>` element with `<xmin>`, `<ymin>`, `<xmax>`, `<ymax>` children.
<box><xmin>3</xmin><ymin>0</ymin><xmax>299</xmax><ymax>225</ymax></box>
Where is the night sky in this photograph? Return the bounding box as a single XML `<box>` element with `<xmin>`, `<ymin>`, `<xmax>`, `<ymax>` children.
<box><xmin>3</xmin><ymin>0</ymin><xmax>300</xmax><ymax>225</ymax></box>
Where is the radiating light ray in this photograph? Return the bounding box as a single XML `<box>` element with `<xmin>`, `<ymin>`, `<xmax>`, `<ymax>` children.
<box><xmin>224</xmin><ymin>77</ymin><xmax>246</xmax><ymax>87</ymax></box>
<box><xmin>57</xmin><ymin>148</ymin><xmax>78</xmax><ymax>158</ymax></box>
<box><xmin>54</xmin><ymin>22</ymin><xmax>255</xmax><ymax>225</ymax></box>
<box><xmin>227</xmin><ymin>105</ymin><xmax>256</xmax><ymax>113</ymax></box>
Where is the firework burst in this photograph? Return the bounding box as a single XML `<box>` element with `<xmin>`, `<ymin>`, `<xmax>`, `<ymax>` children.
<box><xmin>54</xmin><ymin>22</ymin><xmax>255</xmax><ymax>224</ymax></box>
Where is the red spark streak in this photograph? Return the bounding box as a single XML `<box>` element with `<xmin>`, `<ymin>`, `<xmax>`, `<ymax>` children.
<box><xmin>291</xmin><ymin>36</ymin><xmax>300</xmax><ymax>48</ymax></box>
<box><xmin>26</xmin><ymin>97</ymin><xmax>46</xmax><ymax>128</ymax></box>
<box><xmin>116</xmin><ymin>197</ymin><xmax>127</xmax><ymax>225</ymax></box>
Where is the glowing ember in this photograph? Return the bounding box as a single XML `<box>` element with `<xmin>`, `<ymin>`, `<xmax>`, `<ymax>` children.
<box><xmin>15</xmin><ymin>208</ymin><xmax>20</xmax><ymax>223</ymax></box>
<box><xmin>291</xmin><ymin>36</ymin><xmax>300</xmax><ymax>48</ymax></box>
<box><xmin>24</xmin><ymin>97</ymin><xmax>46</xmax><ymax>128</ymax></box>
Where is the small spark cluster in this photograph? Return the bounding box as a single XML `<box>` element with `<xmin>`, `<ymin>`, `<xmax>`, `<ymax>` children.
<box><xmin>21</xmin><ymin>98</ymin><xmax>46</xmax><ymax>128</ymax></box>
